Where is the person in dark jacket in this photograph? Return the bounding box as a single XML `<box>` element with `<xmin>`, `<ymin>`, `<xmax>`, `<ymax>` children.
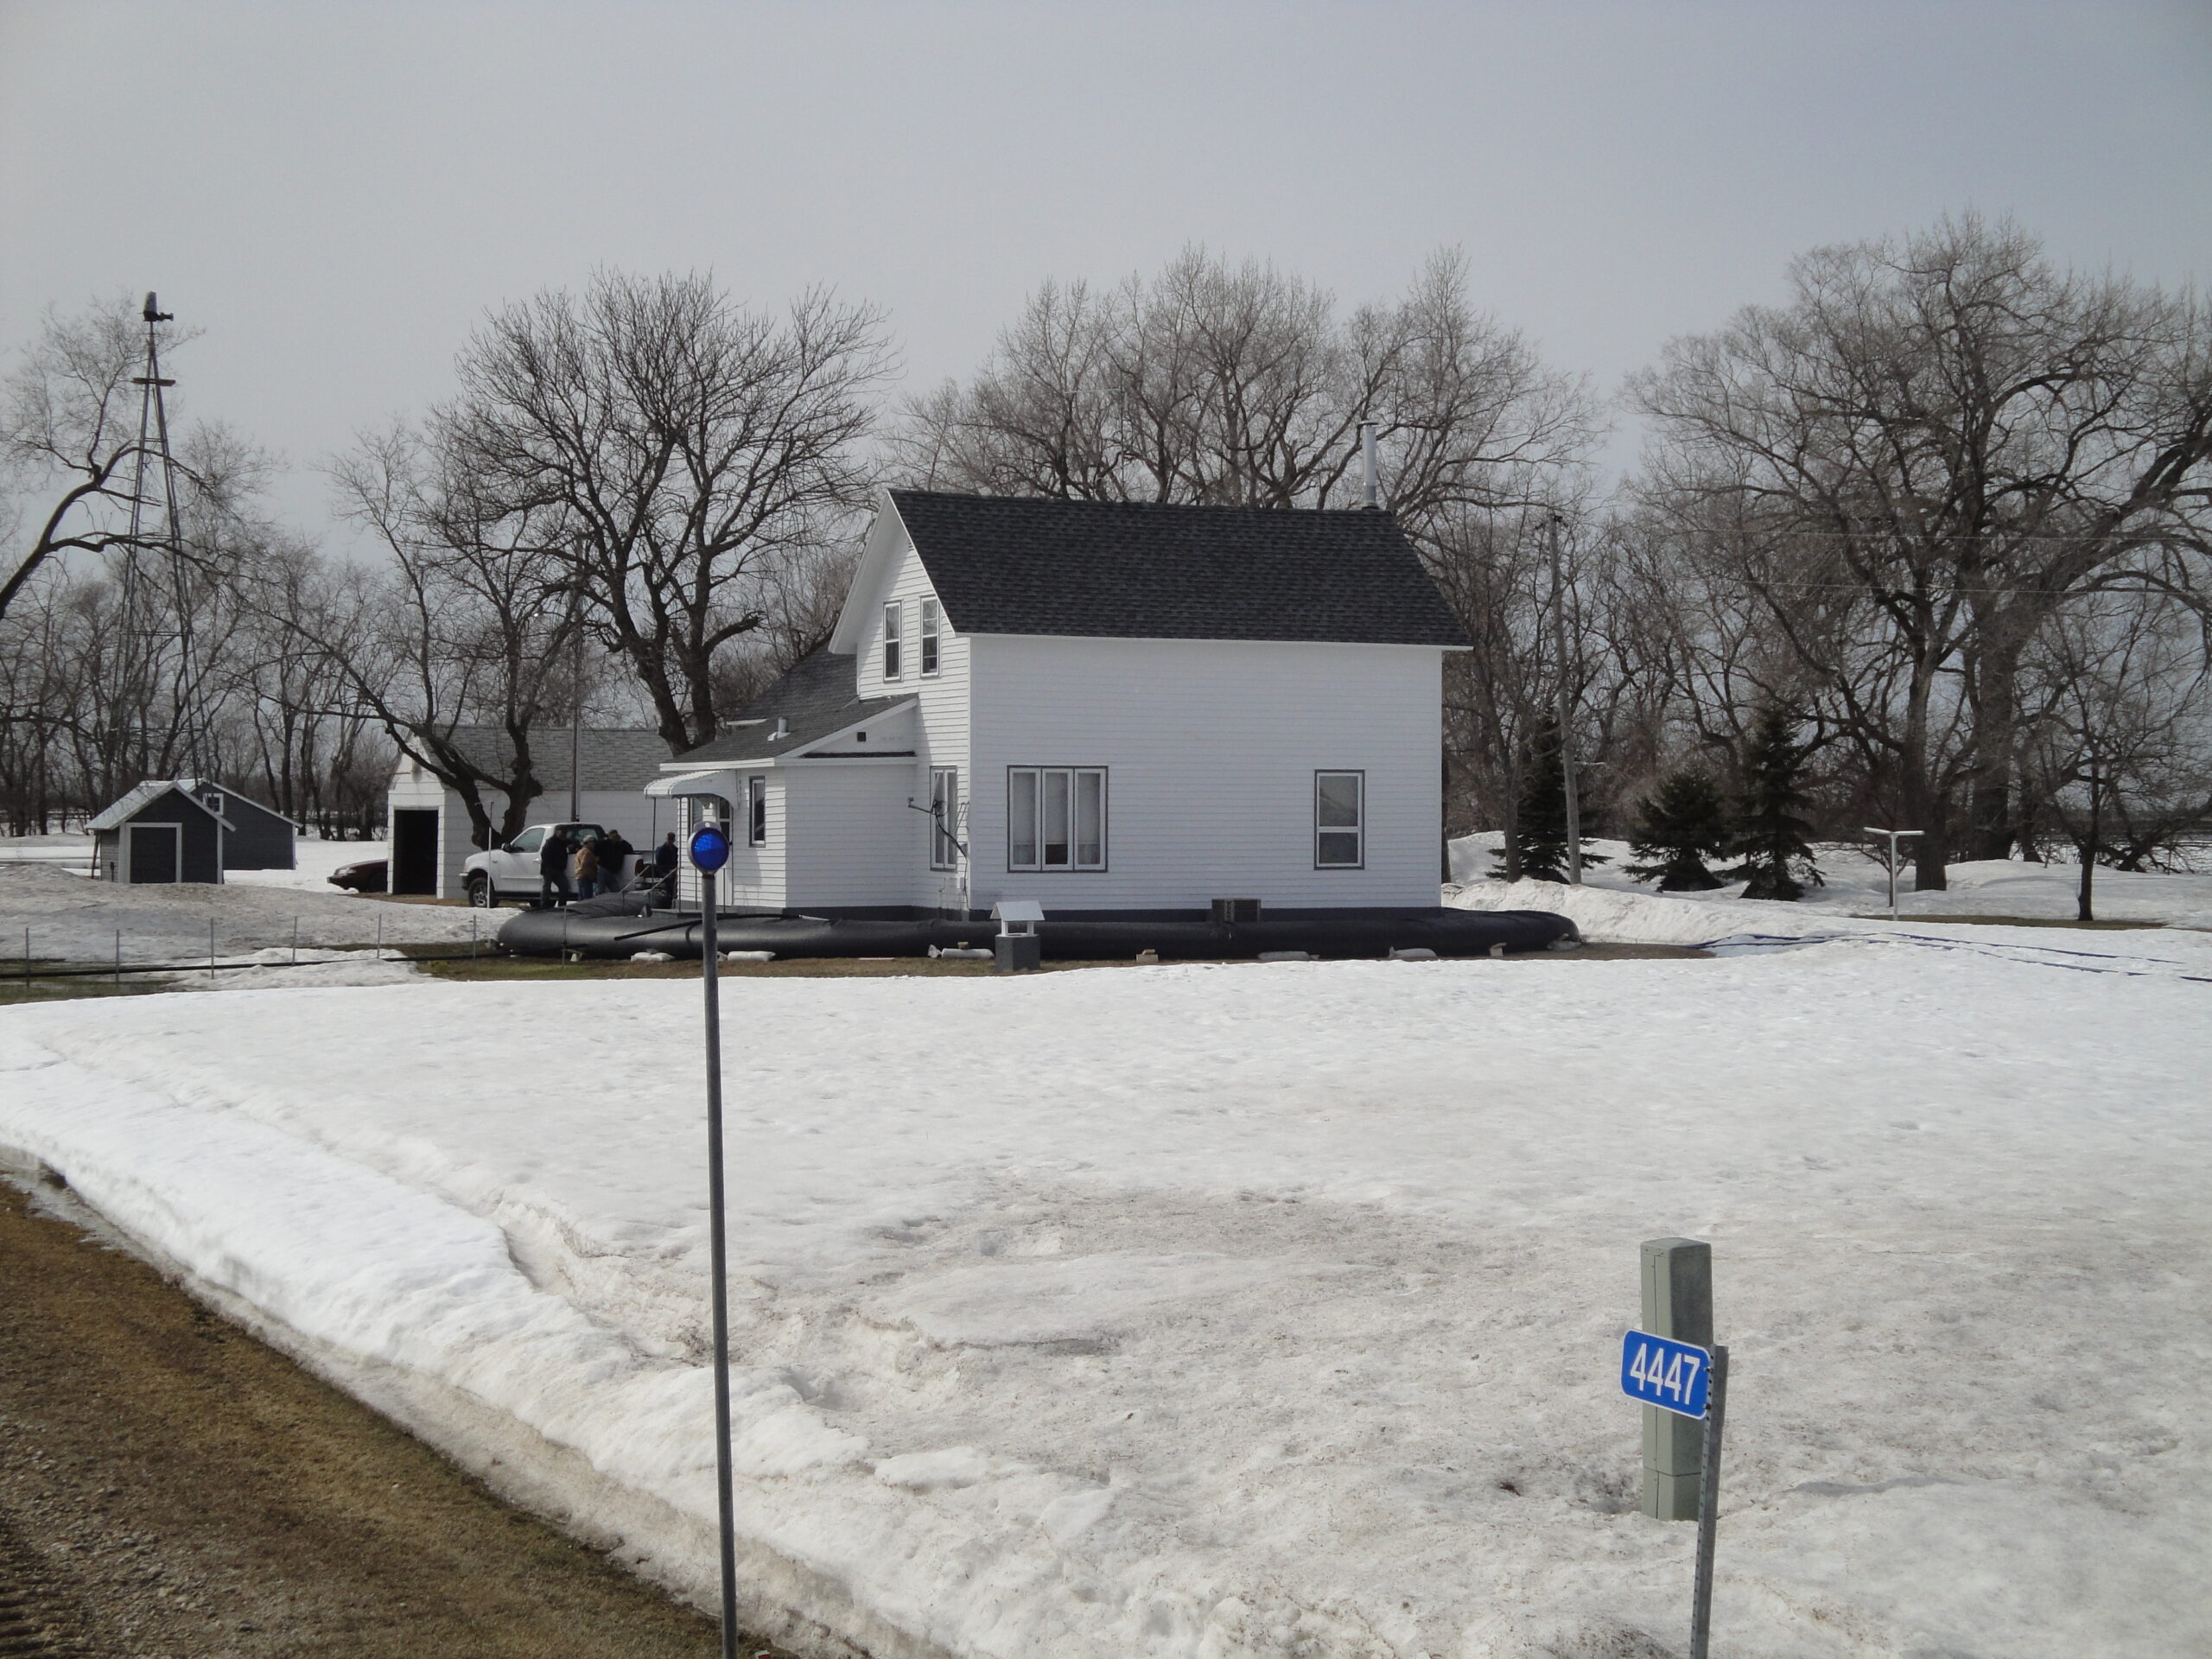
<box><xmin>539</xmin><ymin>828</ymin><xmax>574</xmax><ymax>908</ymax></box>
<box><xmin>597</xmin><ymin>828</ymin><xmax>634</xmax><ymax>891</ymax></box>
<box><xmin>648</xmin><ymin>831</ymin><xmax>679</xmax><ymax>904</ymax></box>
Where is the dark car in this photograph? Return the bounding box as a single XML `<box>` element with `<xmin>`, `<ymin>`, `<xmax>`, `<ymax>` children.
<box><xmin>328</xmin><ymin>857</ymin><xmax>388</xmax><ymax>894</ymax></box>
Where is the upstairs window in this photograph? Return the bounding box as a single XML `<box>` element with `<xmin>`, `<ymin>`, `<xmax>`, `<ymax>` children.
<box><xmin>747</xmin><ymin>775</ymin><xmax>767</xmax><ymax>847</ymax></box>
<box><xmin>882</xmin><ymin>601</ymin><xmax>903</xmax><ymax>680</ymax></box>
<box><xmin>1315</xmin><ymin>771</ymin><xmax>1364</xmax><ymax>868</ymax></box>
<box><xmin>929</xmin><ymin>766</ymin><xmax>960</xmax><ymax>869</ymax></box>
<box><xmin>1007</xmin><ymin>767</ymin><xmax>1106</xmax><ymax>871</ymax></box>
<box><xmin>919</xmin><ymin>598</ymin><xmax>941</xmax><ymax>677</ymax></box>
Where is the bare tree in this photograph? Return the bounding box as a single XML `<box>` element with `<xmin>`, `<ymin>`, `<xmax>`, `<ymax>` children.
<box><xmin>0</xmin><ymin>295</ymin><xmax>265</xmax><ymax>623</ymax></box>
<box><xmin>440</xmin><ymin>271</ymin><xmax>893</xmax><ymax>752</ymax></box>
<box><xmin>903</xmin><ymin>247</ymin><xmax>1602</xmax><ymax>852</ymax></box>
<box><xmin>897</xmin><ymin>247</ymin><xmax>1593</xmax><ymax>527</ymax></box>
<box><xmin>299</xmin><ymin>423</ymin><xmax>588</xmax><ymax>850</ymax></box>
<box><xmin>2022</xmin><ymin>594</ymin><xmax>2212</xmax><ymax>918</ymax></box>
<box><xmin>1630</xmin><ymin>214</ymin><xmax>2212</xmax><ymax>887</ymax></box>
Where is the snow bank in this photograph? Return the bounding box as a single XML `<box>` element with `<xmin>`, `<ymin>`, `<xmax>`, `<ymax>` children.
<box><xmin>1449</xmin><ymin>831</ymin><xmax>2212</xmax><ymax>930</ymax></box>
<box><xmin>1450</xmin><ymin>877</ymin><xmax>2212</xmax><ymax>988</ymax></box>
<box><xmin>2</xmin><ymin>948</ymin><xmax>2208</xmax><ymax>1658</ymax></box>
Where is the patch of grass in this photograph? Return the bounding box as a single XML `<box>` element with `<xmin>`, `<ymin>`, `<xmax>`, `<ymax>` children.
<box><xmin>0</xmin><ymin>971</ymin><xmax>168</xmax><ymax>1005</ymax></box>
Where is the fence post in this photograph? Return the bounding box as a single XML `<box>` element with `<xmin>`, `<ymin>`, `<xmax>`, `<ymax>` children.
<box><xmin>1641</xmin><ymin>1237</ymin><xmax>1712</xmax><ymax>1520</ymax></box>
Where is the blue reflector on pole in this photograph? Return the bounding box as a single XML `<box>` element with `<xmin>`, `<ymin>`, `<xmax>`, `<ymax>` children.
<box><xmin>1621</xmin><ymin>1329</ymin><xmax>1713</xmax><ymax>1419</ymax></box>
<box><xmin>689</xmin><ymin>822</ymin><xmax>731</xmax><ymax>874</ymax></box>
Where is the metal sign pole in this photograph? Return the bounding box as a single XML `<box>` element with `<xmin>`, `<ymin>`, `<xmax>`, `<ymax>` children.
<box><xmin>691</xmin><ymin>827</ymin><xmax>739</xmax><ymax>1659</ymax></box>
<box><xmin>1865</xmin><ymin>827</ymin><xmax>1923</xmax><ymax>922</ymax></box>
<box><xmin>1689</xmin><ymin>1344</ymin><xmax>1730</xmax><ymax>1659</ymax></box>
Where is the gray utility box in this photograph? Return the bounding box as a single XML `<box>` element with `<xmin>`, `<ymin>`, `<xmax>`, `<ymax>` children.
<box><xmin>1210</xmin><ymin>897</ymin><xmax>1262</xmax><ymax>923</ymax></box>
<box><xmin>992</xmin><ymin>898</ymin><xmax>1045</xmax><ymax>974</ymax></box>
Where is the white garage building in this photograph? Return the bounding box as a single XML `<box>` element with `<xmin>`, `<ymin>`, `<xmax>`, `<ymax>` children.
<box><xmin>385</xmin><ymin>729</ymin><xmax>675</xmax><ymax>899</ymax></box>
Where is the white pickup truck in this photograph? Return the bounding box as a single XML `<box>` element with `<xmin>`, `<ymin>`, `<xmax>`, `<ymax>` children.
<box><xmin>460</xmin><ymin>822</ymin><xmax>608</xmax><ymax>908</ymax></box>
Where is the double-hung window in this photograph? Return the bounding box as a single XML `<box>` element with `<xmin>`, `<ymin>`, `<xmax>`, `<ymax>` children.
<box><xmin>1007</xmin><ymin>767</ymin><xmax>1106</xmax><ymax>871</ymax></box>
<box><xmin>747</xmin><ymin>776</ymin><xmax>768</xmax><ymax>848</ymax></box>
<box><xmin>929</xmin><ymin>766</ymin><xmax>960</xmax><ymax>869</ymax></box>
<box><xmin>882</xmin><ymin>601</ymin><xmax>903</xmax><ymax>681</ymax></box>
<box><xmin>1315</xmin><ymin>771</ymin><xmax>1364</xmax><ymax>868</ymax></box>
<box><xmin>919</xmin><ymin>598</ymin><xmax>941</xmax><ymax>677</ymax></box>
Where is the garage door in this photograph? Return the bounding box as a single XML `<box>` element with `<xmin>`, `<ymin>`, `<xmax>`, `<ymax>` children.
<box><xmin>127</xmin><ymin>823</ymin><xmax>181</xmax><ymax>883</ymax></box>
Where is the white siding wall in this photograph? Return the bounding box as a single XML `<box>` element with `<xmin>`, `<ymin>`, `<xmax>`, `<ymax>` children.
<box><xmin>854</xmin><ymin>532</ymin><xmax>973</xmax><ymax>907</ymax></box>
<box><xmin>968</xmin><ymin>635</ymin><xmax>1445</xmax><ymax>912</ymax></box>
<box><xmin>785</xmin><ymin>764</ymin><xmax>925</xmax><ymax>909</ymax></box>
<box><xmin>674</xmin><ymin>778</ymin><xmax>785</xmax><ymax>911</ymax></box>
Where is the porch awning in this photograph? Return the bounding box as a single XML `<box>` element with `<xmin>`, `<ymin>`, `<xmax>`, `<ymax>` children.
<box><xmin>644</xmin><ymin>768</ymin><xmax>737</xmax><ymax>799</ymax></box>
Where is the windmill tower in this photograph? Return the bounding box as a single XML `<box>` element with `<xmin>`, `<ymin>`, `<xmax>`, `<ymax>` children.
<box><xmin>115</xmin><ymin>290</ymin><xmax>212</xmax><ymax>780</ymax></box>
<box><xmin>86</xmin><ymin>294</ymin><xmax>300</xmax><ymax>883</ymax></box>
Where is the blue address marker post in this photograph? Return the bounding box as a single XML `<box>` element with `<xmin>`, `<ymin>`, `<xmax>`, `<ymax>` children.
<box><xmin>689</xmin><ymin>819</ymin><xmax>739</xmax><ymax>1659</ymax></box>
<box><xmin>1621</xmin><ymin>1326</ymin><xmax>1730</xmax><ymax>1659</ymax></box>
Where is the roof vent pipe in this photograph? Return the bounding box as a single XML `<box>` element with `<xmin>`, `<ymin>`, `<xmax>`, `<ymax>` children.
<box><xmin>1358</xmin><ymin>421</ymin><xmax>1379</xmax><ymax>510</ymax></box>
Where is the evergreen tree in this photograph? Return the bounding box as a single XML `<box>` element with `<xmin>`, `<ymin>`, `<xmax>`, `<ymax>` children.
<box><xmin>1726</xmin><ymin>704</ymin><xmax>1823</xmax><ymax>900</ymax></box>
<box><xmin>1624</xmin><ymin>765</ymin><xmax>1729</xmax><ymax>891</ymax></box>
<box><xmin>1493</xmin><ymin>718</ymin><xmax>1605</xmax><ymax>882</ymax></box>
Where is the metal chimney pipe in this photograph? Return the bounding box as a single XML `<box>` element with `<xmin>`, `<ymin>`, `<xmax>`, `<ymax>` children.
<box><xmin>1359</xmin><ymin>422</ymin><xmax>1379</xmax><ymax>509</ymax></box>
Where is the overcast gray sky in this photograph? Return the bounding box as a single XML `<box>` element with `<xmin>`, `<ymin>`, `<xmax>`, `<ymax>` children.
<box><xmin>4</xmin><ymin>1</ymin><xmax>2209</xmax><ymax>550</ymax></box>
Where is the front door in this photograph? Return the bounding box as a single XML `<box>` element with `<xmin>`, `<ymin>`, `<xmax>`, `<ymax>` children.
<box><xmin>126</xmin><ymin>823</ymin><xmax>181</xmax><ymax>883</ymax></box>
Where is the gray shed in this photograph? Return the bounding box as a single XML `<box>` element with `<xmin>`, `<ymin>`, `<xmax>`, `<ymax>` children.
<box><xmin>87</xmin><ymin>782</ymin><xmax>230</xmax><ymax>884</ymax></box>
<box><xmin>178</xmin><ymin>778</ymin><xmax>297</xmax><ymax>870</ymax></box>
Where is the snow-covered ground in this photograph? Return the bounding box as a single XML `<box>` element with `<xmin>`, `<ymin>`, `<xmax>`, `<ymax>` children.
<box><xmin>1447</xmin><ymin>832</ymin><xmax>2212</xmax><ymax>931</ymax></box>
<box><xmin>0</xmin><ymin>832</ymin><xmax>383</xmax><ymax>891</ymax></box>
<box><xmin>0</xmin><ymin>864</ymin><xmax>486</xmax><ymax>964</ymax></box>
<box><xmin>226</xmin><ymin>834</ymin><xmax>387</xmax><ymax>893</ymax></box>
<box><xmin>2</xmin><ymin>898</ymin><xmax>2206</xmax><ymax>1657</ymax></box>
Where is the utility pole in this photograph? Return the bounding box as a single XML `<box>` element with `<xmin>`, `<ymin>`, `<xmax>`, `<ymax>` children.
<box><xmin>569</xmin><ymin>607</ymin><xmax>583</xmax><ymax>821</ymax></box>
<box><xmin>1548</xmin><ymin>513</ymin><xmax>1583</xmax><ymax>884</ymax></box>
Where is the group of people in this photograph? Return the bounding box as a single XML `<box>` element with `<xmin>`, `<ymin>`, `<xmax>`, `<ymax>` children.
<box><xmin>537</xmin><ymin>825</ymin><xmax>682</xmax><ymax>908</ymax></box>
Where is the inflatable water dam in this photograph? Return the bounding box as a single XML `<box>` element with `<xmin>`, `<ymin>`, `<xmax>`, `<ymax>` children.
<box><xmin>497</xmin><ymin>898</ymin><xmax>1576</xmax><ymax>963</ymax></box>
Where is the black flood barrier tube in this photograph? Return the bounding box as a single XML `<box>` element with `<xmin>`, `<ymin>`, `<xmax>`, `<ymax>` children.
<box><xmin>496</xmin><ymin>902</ymin><xmax>1576</xmax><ymax>963</ymax></box>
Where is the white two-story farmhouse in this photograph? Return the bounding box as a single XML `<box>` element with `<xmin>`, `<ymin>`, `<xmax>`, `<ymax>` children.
<box><xmin>648</xmin><ymin>489</ymin><xmax>1469</xmax><ymax>918</ymax></box>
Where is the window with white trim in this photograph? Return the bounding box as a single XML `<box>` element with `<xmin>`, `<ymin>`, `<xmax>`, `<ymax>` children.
<box><xmin>1007</xmin><ymin>767</ymin><xmax>1106</xmax><ymax>871</ymax></box>
<box><xmin>882</xmin><ymin>601</ymin><xmax>903</xmax><ymax>680</ymax></box>
<box><xmin>1315</xmin><ymin>771</ymin><xmax>1364</xmax><ymax>868</ymax></box>
<box><xmin>919</xmin><ymin>598</ymin><xmax>941</xmax><ymax>676</ymax></box>
<box><xmin>747</xmin><ymin>775</ymin><xmax>767</xmax><ymax>847</ymax></box>
<box><xmin>929</xmin><ymin>766</ymin><xmax>960</xmax><ymax>869</ymax></box>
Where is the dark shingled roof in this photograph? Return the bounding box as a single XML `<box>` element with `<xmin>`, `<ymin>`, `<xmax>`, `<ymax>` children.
<box><xmin>441</xmin><ymin>728</ymin><xmax>675</xmax><ymax>792</ymax></box>
<box><xmin>674</xmin><ymin>652</ymin><xmax>907</xmax><ymax>764</ymax></box>
<box><xmin>887</xmin><ymin>489</ymin><xmax>1469</xmax><ymax>648</ymax></box>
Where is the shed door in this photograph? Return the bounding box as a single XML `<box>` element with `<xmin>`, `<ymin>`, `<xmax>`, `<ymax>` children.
<box><xmin>127</xmin><ymin>823</ymin><xmax>181</xmax><ymax>883</ymax></box>
<box><xmin>391</xmin><ymin>809</ymin><xmax>440</xmax><ymax>895</ymax></box>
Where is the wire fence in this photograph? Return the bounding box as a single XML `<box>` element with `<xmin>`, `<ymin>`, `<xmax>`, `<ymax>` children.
<box><xmin>7</xmin><ymin>911</ymin><xmax>491</xmax><ymax>998</ymax></box>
